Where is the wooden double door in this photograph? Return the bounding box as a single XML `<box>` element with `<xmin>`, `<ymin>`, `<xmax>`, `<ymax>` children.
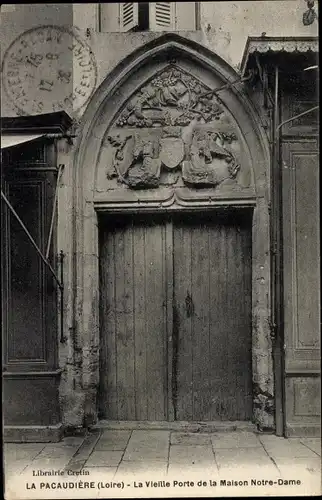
<box><xmin>99</xmin><ymin>211</ymin><xmax>253</xmax><ymax>421</ymax></box>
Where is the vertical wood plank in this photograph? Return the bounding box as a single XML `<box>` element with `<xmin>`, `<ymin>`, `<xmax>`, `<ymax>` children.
<box><xmin>114</xmin><ymin>224</ymin><xmax>127</xmax><ymax>419</ymax></box>
<box><xmin>209</xmin><ymin>222</ymin><xmax>227</xmax><ymax>420</ymax></box>
<box><xmin>145</xmin><ymin>220</ymin><xmax>167</xmax><ymax>420</ymax></box>
<box><xmin>98</xmin><ymin>228</ymin><xmax>107</xmax><ymax>418</ymax></box>
<box><xmin>228</xmin><ymin>223</ymin><xmax>242</xmax><ymax>419</ymax></box>
<box><xmin>133</xmin><ymin>223</ymin><xmax>148</xmax><ymax>420</ymax></box>
<box><xmin>232</xmin><ymin>223</ymin><xmax>244</xmax><ymax>420</ymax></box>
<box><xmin>165</xmin><ymin>220</ymin><xmax>174</xmax><ymax>421</ymax></box>
<box><xmin>226</xmin><ymin>222</ymin><xmax>238</xmax><ymax>419</ymax></box>
<box><xmin>191</xmin><ymin>219</ymin><xmax>211</xmax><ymax>420</ymax></box>
<box><xmin>120</xmin><ymin>220</ymin><xmax>135</xmax><ymax>418</ymax></box>
<box><xmin>242</xmin><ymin>221</ymin><xmax>253</xmax><ymax>418</ymax></box>
<box><xmin>174</xmin><ymin>221</ymin><xmax>193</xmax><ymax>421</ymax></box>
<box><xmin>100</xmin><ymin>225</ymin><xmax>118</xmax><ymax>419</ymax></box>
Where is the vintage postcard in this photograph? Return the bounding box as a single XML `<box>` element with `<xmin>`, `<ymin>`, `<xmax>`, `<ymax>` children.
<box><xmin>1</xmin><ymin>1</ymin><xmax>320</xmax><ymax>499</ymax></box>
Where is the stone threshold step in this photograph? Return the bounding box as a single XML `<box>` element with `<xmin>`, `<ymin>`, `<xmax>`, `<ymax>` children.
<box><xmin>92</xmin><ymin>420</ymin><xmax>257</xmax><ymax>433</ymax></box>
<box><xmin>3</xmin><ymin>424</ymin><xmax>63</xmax><ymax>443</ymax></box>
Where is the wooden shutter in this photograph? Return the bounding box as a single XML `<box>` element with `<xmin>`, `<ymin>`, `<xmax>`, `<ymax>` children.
<box><xmin>149</xmin><ymin>2</ymin><xmax>175</xmax><ymax>31</ymax></box>
<box><xmin>119</xmin><ymin>2</ymin><xmax>139</xmax><ymax>32</ymax></box>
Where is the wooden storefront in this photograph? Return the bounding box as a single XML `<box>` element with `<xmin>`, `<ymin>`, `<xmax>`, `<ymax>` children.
<box><xmin>1</xmin><ymin>112</ymin><xmax>72</xmax><ymax>442</ymax></box>
<box><xmin>242</xmin><ymin>36</ymin><xmax>320</xmax><ymax>436</ymax></box>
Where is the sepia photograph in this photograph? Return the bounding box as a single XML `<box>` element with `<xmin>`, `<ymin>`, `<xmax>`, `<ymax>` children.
<box><xmin>1</xmin><ymin>1</ymin><xmax>320</xmax><ymax>498</ymax></box>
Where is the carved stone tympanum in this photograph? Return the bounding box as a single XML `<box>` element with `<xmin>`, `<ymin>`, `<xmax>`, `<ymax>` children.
<box><xmin>101</xmin><ymin>66</ymin><xmax>242</xmax><ymax>189</ymax></box>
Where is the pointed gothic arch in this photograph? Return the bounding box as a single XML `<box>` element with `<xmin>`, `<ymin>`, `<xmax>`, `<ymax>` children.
<box><xmin>76</xmin><ymin>34</ymin><xmax>269</xmax><ymax>192</ymax></box>
<box><xmin>65</xmin><ymin>34</ymin><xmax>273</xmax><ymax>430</ymax></box>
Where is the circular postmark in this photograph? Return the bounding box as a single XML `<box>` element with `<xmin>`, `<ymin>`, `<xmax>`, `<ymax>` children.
<box><xmin>1</xmin><ymin>24</ymin><xmax>97</xmax><ymax>115</ymax></box>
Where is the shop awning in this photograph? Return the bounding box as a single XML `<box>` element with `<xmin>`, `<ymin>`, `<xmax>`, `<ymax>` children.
<box><xmin>1</xmin><ymin>134</ymin><xmax>45</xmax><ymax>149</ymax></box>
<box><xmin>1</xmin><ymin>112</ymin><xmax>74</xmax><ymax>150</ymax></box>
<box><xmin>241</xmin><ymin>36</ymin><xmax>319</xmax><ymax>76</ymax></box>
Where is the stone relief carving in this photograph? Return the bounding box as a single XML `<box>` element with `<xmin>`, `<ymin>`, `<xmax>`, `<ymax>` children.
<box><xmin>107</xmin><ymin>133</ymin><xmax>161</xmax><ymax>188</ymax></box>
<box><xmin>302</xmin><ymin>0</ymin><xmax>317</xmax><ymax>26</ymax></box>
<box><xmin>116</xmin><ymin>68</ymin><xmax>224</xmax><ymax>128</ymax></box>
<box><xmin>127</xmin><ymin>137</ymin><xmax>161</xmax><ymax>188</ymax></box>
<box><xmin>106</xmin><ymin>134</ymin><xmax>133</xmax><ymax>180</ymax></box>
<box><xmin>182</xmin><ymin>126</ymin><xmax>240</xmax><ymax>187</ymax></box>
<box><xmin>102</xmin><ymin>66</ymin><xmax>243</xmax><ymax>189</ymax></box>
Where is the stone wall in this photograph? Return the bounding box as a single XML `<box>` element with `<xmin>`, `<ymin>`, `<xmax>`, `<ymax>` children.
<box><xmin>0</xmin><ymin>2</ymin><xmax>318</xmax><ymax>117</ymax></box>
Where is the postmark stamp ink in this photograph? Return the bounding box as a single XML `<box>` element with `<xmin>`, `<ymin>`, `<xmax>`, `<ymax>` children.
<box><xmin>1</xmin><ymin>24</ymin><xmax>97</xmax><ymax>115</ymax></box>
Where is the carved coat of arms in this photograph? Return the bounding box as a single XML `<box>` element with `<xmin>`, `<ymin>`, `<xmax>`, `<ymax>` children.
<box><xmin>159</xmin><ymin>126</ymin><xmax>185</xmax><ymax>170</ymax></box>
<box><xmin>103</xmin><ymin>66</ymin><xmax>242</xmax><ymax>190</ymax></box>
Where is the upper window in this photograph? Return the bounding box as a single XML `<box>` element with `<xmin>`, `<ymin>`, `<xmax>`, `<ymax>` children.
<box><xmin>100</xmin><ymin>2</ymin><xmax>197</xmax><ymax>32</ymax></box>
<box><xmin>0</xmin><ymin>5</ymin><xmax>16</xmax><ymax>12</ymax></box>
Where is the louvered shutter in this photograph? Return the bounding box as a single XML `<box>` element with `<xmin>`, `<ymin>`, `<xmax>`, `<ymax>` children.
<box><xmin>119</xmin><ymin>3</ymin><xmax>139</xmax><ymax>32</ymax></box>
<box><xmin>149</xmin><ymin>2</ymin><xmax>175</xmax><ymax>31</ymax></box>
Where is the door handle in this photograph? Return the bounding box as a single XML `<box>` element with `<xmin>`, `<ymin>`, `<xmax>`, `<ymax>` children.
<box><xmin>185</xmin><ymin>290</ymin><xmax>194</xmax><ymax>317</ymax></box>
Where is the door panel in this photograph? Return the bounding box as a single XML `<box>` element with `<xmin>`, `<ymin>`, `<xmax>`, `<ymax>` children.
<box><xmin>282</xmin><ymin>141</ymin><xmax>320</xmax><ymax>435</ymax></box>
<box><xmin>2</xmin><ymin>171</ymin><xmax>57</xmax><ymax>369</ymax></box>
<box><xmin>283</xmin><ymin>142</ymin><xmax>320</xmax><ymax>368</ymax></box>
<box><xmin>173</xmin><ymin>213</ymin><xmax>252</xmax><ymax>421</ymax></box>
<box><xmin>99</xmin><ymin>215</ymin><xmax>169</xmax><ymax>420</ymax></box>
<box><xmin>99</xmin><ymin>212</ymin><xmax>253</xmax><ymax>422</ymax></box>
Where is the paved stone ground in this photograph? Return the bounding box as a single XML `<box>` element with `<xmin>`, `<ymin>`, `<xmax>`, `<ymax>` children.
<box><xmin>4</xmin><ymin>431</ymin><xmax>321</xmax><ymax>497</ymax></box>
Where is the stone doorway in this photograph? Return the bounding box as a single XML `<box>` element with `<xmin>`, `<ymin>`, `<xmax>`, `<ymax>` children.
<box><xmin>68</xmin><ymin>35</ymin><xmax>272</xmax><ymax>432</ymax></box>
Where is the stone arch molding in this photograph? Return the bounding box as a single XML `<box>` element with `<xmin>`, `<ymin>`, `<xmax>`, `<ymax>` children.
<box><xmin>68</xmin><ymin>34</ymin><xmax>273</xmax><ymax>430</ymax></box>
<box><xmin>76</xmin><ymin>34</ymin><xmax>269</xmax><ymax>208</ymax></box>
